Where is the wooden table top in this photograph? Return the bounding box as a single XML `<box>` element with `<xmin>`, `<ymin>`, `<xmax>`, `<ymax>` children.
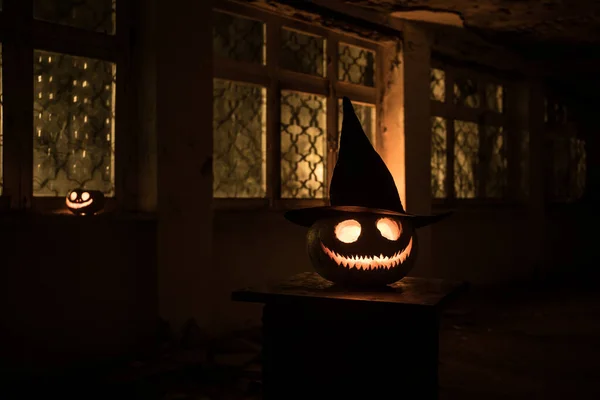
<box><xmin>232</xmin><ymin>272</ymin><xmax>467</xmax><ymax>309</ymax></box>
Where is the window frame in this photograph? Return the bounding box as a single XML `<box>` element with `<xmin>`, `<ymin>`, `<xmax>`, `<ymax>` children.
<box><xmin>0</xmin><ymin>0</ymin><xmax>132</xmax><ymax>213</ymax></box>
<box><xmin>430</xmin><ymin>58</ymin><xmax>524</xmax><ymax>207</ymax></box>
<box><xmin>212</xmin><ymin>1</ymin><xmax>383</xmax><ymax>211</ymax></box>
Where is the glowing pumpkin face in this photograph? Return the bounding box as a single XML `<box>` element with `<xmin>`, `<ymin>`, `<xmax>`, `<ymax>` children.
<box><xmin>65</xmin><ymin>189</ymin><xmax>105</xmax><ymax>216</ymax></box>
<box><xmin>306</xmin><ymin>215</ymin><xmax>418</xmax><ymax>287</ymax></box>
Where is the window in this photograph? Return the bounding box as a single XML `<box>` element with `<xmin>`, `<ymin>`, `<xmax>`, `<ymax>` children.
<box><xmin>34</xmin><ymin>51</ymin><xmax>115</xmax><ymax>197</ymax></box>
<box><xmin>0</xmin><ymin>1</ymin><xmax>120</xmax><ymax>209</ymax></box>
<box><xmin>544</xmin><ymin>95</ymin><xmax>586</xmax><ymax>202</ymax></box>
<box><xmin>212</xmin><ymin>2</ymin><xmax>380</xmax><ymax>206</ymax></box>
<box><xmin>429</xmin><ymin>64</ymin><xmax>525</xmax><ymax>203</ymax></box>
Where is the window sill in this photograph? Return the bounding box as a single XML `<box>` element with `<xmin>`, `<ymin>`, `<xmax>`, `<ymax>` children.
<box><xmin>0</xmin><ymin>208</ymin><xmax>157</xmax><ymax>223</ymax></box>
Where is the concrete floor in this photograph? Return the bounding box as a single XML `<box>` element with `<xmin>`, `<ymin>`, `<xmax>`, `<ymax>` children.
<box><xmin>439</xmin><ymin>282</ymin><xmax>600</xmax><ymax>399</ymax></box>
<box><xmin>145</xmin><ymin>279</ymin><xmax>600</xmax><ymax>399</ymax></box>
<box><xmin>7</xmin><ymin>279</ymin><xmax>600</xmax><ymax>399</ymax></box>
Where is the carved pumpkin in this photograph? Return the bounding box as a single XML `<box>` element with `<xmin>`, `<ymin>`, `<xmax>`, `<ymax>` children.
<box><xmin>65</xmin><ymin>189</ymin><xmax>105</xmax><ymax>216</ymax></box>
<box><xmin>307</xmin><ymin>215</ymin><xmax>418</xmax><ymax>287</ymax></box>
<box><xmin>285</xmin><ymin>97</ymin><xmax>451</xmax><ymax>288</ymax></box>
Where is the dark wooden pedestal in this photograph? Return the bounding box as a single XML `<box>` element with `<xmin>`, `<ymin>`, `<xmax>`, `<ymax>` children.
<box><xmin>232</xmin><ymin>272</ymin><xmax>466</xmax><ymax>400</ymax></box>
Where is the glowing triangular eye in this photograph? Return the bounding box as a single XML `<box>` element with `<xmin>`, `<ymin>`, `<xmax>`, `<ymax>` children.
<box><xmin>335</xmin><ymin>219</ymin><xmax>361</xmax><ymax>243</ymax></box>
<box><xmin>376</xmin><ymin>218</ymin><xmax>401</xmax><ymax>241</ymax></box>
<box><xmin>69</xmin><ymin>191</ymin><xmax>78</xmax><ymax>201</ymax></box>
<box><xmin>81</xmin><ymin>192</ymin><xmax>90</xmax><ymax>201</ymax></box>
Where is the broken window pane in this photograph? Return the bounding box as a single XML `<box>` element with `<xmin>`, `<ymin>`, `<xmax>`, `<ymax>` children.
<box><xmin>453</xmin><ymin>120</ymin><xmax>479</xmax><ymax>198</ymax></box>
<box><xmin>34</xmin><ymin>0</ymin><xmax>115</xmax><ymax>35</ymax></box>
<box><xmin>431</xmin><ymin>117</ymin><xmax>447</xmax><ymax>199</ymax></box>
<box><xmin>213</xmin><ymin>11</ymin><xmax>265</xmax><ymax>65</ymax></box>
<box><xmin>338</xmin><ymin>99</ymin><xmax>376</xmax><ymax>148</ymax></box>
<box><xmin>33</xmin><ymin>50</ymin><xmax>116</xmax><ymax>197</ymax></box>
<box><xmin>280</xmin><ymin>90</ymin><xmax>327</xmax><ymax>199</ymax></box>
<box><xmin>454</xmin><ymin>78</ymin><xmax>480</xmax><ymax>108</ymax></box>
<box><xmin>485</xmin><ymin>83</ymin><xmax>503</xmax><ymax>113</ymax></box>
<box><xmin>430</xmin><ymin>68</ymin><xmax>445</xmax><ymax>102</ymax></box>
<box><xmin>338</xmin><ymin>43</ymin><xmax>376</xmax><ymax>87</ymax></box>
<box><xmin>213</xmin><ymin>79</ymin><xmax>267</xmax><ymax>198</ymax></box>
<box><xmin>280</xmin><ymin>28</ymin><xmax>326</xmax><ymax>77</ymax></box>
<box><xmin>482</xmin><ymin>126</ymin><xmax>507</xmax><ymax>198</ymax></box>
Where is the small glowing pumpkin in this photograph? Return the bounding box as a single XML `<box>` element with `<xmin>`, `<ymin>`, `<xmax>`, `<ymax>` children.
<box><xmin>307</xmin><ymin>215</ymin><xmax>418</xmax><ymax>287</ymax></box>
<box><xmin>65</xmin><ymin>189</ymin><xmax>105</xmax><ymax>216</ymax></box>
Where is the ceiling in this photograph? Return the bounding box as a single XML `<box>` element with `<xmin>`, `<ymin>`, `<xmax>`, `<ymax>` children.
<box><xmin>336</xmin><ymin>0</ymin><xmax>600</xmax><ymax>81</ymax></box>
<box><xmin>258</xmin><ymin>0</ymin><xmax>600</xmax><ymax>79</ymax></box>
<box><xmin>343</xmin><ymin>0</ymin><xmax>600</xmax><ymax>45</ymax></box>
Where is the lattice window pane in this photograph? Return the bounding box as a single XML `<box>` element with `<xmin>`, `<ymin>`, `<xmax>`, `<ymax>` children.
<box><xmin>573</xmin><ymin>138</ymin><xmax>586</xmax><ymax>199</ymax></box>
<box><xmin>520</xmin><ymin>130</ymin><xmax>530</xmax><ymax>199</ymax></box>
<box><xmin>213</xmin><ymin>79</ymin><xmax>267</xmax><ymax>198</ymax></box>
<box><xmin>430</xmin><ymin>68</ymin><xmax>445</xmax><ymax>102</ymax></box>
<box><xmin>548</xmin><ymin>127</ymin><xmax>586</xmax><ymax>201</ymax></box>
<box><xmin>280</xmin><ymin>28</ymin><xmax>325</xmax><ymax>77</ymax></box>
<box><xmin>454</xmin><ymin>78</ymin><xmax>480</xmax><ymax>108</ymax></box>
<box><xmin>431</xmin><ymin>117</ymin><xmax>447</xmax><ymax>198</ymax></box>
<box><xmin>338</xmin><ymin>43</ymin><xmax>376</xmax><ymax>87</ymax></box>
<box><xmin>562</xmin><ymin>138</ymin><xmax>587</xmax><ymax>201</ymax></box>
<box><xmin>485</xmin><ymin>83</ymin><xmax>503</xmax><ymax>113</ymax></box>
<box><xmin>554</xmin><ymin>103</ymin><xmax>567</xmax><ymax>124</ymax></box>
<box><xmin>551</xmin><ymin>137</ymin><xmax>569</xmax><ymax>200</ymax></box>
<box><xmin>337</xmin><ymin>99</ymin><xmax>376</xmax><ymax>147</ymax></box>
<box><xmin>34</xmin><ymin>0</ymin><xmax>115</xmax><ymax>34</ymax></box>
<box><xmin>33</xmin><ymin>51</ymin><xmax>116</xmax><ymax>197</ymax></box>
<box><xmin>213</xmin><ymin>11</ymin><xmax>265</xmax><ymax>65</ymax></box>
<box><xmin>482</xmin><ymin>126</ymin><xmax>507</xmax><ymax>198</ymax></box>
<box><xmin>280</xmin><ymin>91</ymin><xmax>327</xmax><ymax>199</ymax></box>
<box><xmin>453</xmin><ymin>120</ymin><xmax>479</xmax><ymax>198</ymax></box>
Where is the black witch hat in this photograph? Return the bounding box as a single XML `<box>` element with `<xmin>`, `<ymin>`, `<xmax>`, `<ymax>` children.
<box><xmin>285</xmin><ymin>97</ymin><xmax>451</xmax><ymax>228</ymax></box>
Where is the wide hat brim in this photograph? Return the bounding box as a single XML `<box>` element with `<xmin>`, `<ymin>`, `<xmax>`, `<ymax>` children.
<box><xmin>285</xmin><ymin>205</ymin><xmax>452</xmax><ymax>229</ymax></box>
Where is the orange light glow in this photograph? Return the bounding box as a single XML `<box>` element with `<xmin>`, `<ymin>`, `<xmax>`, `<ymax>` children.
<box><xmin>376</xmin><ymin>218</ymin><xmax>401</xmax><ymax>241</ymax></box>
<box><xmin>321</xmin><ymin>237</ymin><xmax>413</xmax><ymax>270</ymax></box>
<box><xmin>334</xmin><ymin>219</ymin><xmax>362</xmax><ymax>243</ymax></box>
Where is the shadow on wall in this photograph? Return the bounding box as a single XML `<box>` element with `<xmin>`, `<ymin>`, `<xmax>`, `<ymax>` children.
<box><xmin>0</xmin><ymin>214</ymin><xmax>158</xmax><ymax>378</ymax></box>
<box><xmin>212</xmin><ymin>210</ymin><xmax>308</xmax><ymax>331</ymax></box>
<box><xmin>431</xmin><ymin>208</ymin><xmax>534</xmax><ymax>284</ymax></box>
<box><xmin>431</xmin><ymin>207</ymin><xmax>585</xmax><ymax>284</ymax></box>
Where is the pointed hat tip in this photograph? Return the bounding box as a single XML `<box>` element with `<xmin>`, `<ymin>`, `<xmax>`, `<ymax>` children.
<box><xmin>342</xmin><ymin>96</ymin><xmax>352</xmax><ymax>111</ymax></box>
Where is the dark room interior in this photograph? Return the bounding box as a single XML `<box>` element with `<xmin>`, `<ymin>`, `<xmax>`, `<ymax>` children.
<box><xmin>1</xmin><ymin>0</ymin><xmax>599</xmax><ymax>398</ymax></box>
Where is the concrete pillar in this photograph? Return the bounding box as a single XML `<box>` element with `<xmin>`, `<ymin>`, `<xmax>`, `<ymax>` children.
<box><xmin>132</xmin><ymin>0</ymin><xmax>158</xmax><ymax>212</ymax></box>
<box><xmin>156</xmin><ymin>0</ymin><xmax>214</xmax><ymax>335</ymax></box>
<box><xmin>508</xmin><ymin>80</ymin><xmax>546</xmax><ymax>276</ymax></box>
<box><xmin>400</xmin><ymin>22</ymin><xmax>434</xmax><ymax>277</ymax></box>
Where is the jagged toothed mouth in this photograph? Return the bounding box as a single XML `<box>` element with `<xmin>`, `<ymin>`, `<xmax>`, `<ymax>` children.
<box><xmin>66</xmin><ymin>199</ymin><xmax>94</xmax><ymax>209</ymax></box>
<box><xmin>320</xmin><ymin>237</ymin><xmax>413</xmax><ymax>271</ymax></box>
